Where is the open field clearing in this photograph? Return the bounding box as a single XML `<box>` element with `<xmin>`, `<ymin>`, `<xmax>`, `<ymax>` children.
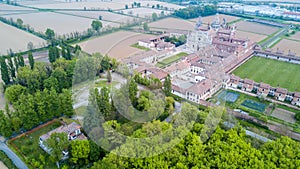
<box><xmin>28</xmin><ymin>1</ymin><xmax>127</xmax><ymax>10</ymax></box>
<box><xmin>60</xmin><ymin>10</ymin><xmax>136</xmax><ymax>24</ymax></box>
<box><xmin>16</xmin><ymin>0</ymin><xmax>64</xmax><ymax>5</ymax></box>
<box><xmin>3</xmin><ymin>12</ymin><xmax>119</xmax><ymax>35</ymax></box>
<box><xmin>272</xmin><ymin>39</ymin><xmax>300</xmax><ymax>54</ymax></box>
<box><xmin>235</xmin><ymin>30</ymin><xmax>267</xmax><ymax>43</ymax></box>
<box><xmin>271</xmin><ymin>108</ymin><xmax>296</xmax><ymax>124</ymax></box>
<box><xmin>140</xmin><ymin>1</ymin><xmax>185</xmax><ymax>10</ymax></box>
<box><xmin>118</xmin><ymin>7</ymin><xmax>170</xmax><ymax>18</ymax></box>
<box><xmin>78</xmin><ymin>31</ymin><xmax>154</xmax><ymax>59</ymax></box>
<box><xmin>149</xmin><ymin>17</ymin><xmax>194</xmax><ymax>31</ymax></box>
<box><xmin>0</xmin><ymin>22</ymin><xmax>45</xmax><ymax>55</ymax></box>
<box><xmin>190</xmin><ymin>14</ymin><xmax>241</xmax><ymax>24</ymax></box>
<box><xmin>235</xmin><ymin>21</ymin><xmax>278</xmax><ymax>35</ymax></box>
<box><xmin>0</xmin><ymin>3</ymin><xmax>35</xmax><ymax>10</ymax></box>
<box><xmin>289</xmin><ymin>32</ymin><xmax>300</xmax><ymax>41</ymax></box>
<box><xmin>233</xmin><ymin>56</ymin><xmax>300</xmax><ymax>92</ymax></box>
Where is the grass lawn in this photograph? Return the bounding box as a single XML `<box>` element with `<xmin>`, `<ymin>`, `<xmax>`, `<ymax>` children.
<box><xmin>156</xmin><ymin>52</ymin><xmax>188</xmax><ymax>68</ymax></box>
<box><xmin>233</xmin><ymin>56</ymin><xmax>300</xmax><ymax>92</ymax></box>
<box><xmin>94</xmin><ymin>80</ymin><xmax>118</xmax><ymax>88</ymax></box>
<box><xmin>131</xmin><ymin>43</ymin><xmax>150</xmax><ymax>51</ymax></box>
<box><xmin>8</xmin><ymin>120</ymin><xmax>62</xmax><ymax>169</ymax></box>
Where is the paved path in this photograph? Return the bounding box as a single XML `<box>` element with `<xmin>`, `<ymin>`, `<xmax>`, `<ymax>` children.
<box><xmin>0</xmin><ymin>141</ymin><xmax>28</xmax><ymax>169</ymax></box>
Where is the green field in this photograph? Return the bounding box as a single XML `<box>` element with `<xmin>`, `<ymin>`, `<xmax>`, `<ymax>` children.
<box><xmin>233</xmin><ymin>56</ymin><xmax>300</xmax><ymax>92</ymax></box>
<box><xmin>156</xmin><ymin>52</ymin><xmax>188</xmax><ymax>68</ymax></box>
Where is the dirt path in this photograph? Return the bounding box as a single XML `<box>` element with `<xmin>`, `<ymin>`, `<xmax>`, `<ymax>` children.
<box><xmin>0</xmin><ymin>161</ymin><xmax>8</xmax><ymax>169</ymax></box>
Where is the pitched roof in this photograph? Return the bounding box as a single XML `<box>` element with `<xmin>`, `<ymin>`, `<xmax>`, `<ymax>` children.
<box><xmin>244</xmin><ymin>78</ymin><xmax>254</xmax><ymax>85</ymax></box>
<box><xmin>294</xmin><ymin>92</ymin><xmax>300</xmax><ymax>98</ymax></box>
<box><xmin>259</xmin><ymin>82</ymin><xmax>270</xmax><ymax>89</ymax></box>
<box><xmin>187</xmin><ymin>79</ymin><xmax>213</xmax><ymax>96</ymax></box>
<box><xmin>165</xmin><ymin>60</ymin><xmax>190</xmax><ymax>73</ymax></box>
<box><xmin>276</xmin><ymin>87</ymin><xmax>288</xmax><ymax>94</ymax></box>
<box><xmin>40</xmin><ymin>122</ymin><xmax>82</xmax><ymax>141</ymax></box>
<box><xmin>230</xmin><ymin>75</ymin><xmax>240</xmax><ymax>81</ymax></box>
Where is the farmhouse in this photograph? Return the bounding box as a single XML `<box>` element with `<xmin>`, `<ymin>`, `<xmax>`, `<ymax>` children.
<box><xmin>242</xmin><ymin>79</ymin><xmax>254</xmax><ymax>92</ymax></box>
<box><xmin>39</xmin><ymin>122</ymin><xmax>86</xmax><ymax>156</ymax></box>
<box><xmin>292</xmin><ymin>92</ymin><xmax>300</xmax><ymax>106</ymax></box>
<box><xmin>258</xmin><ymin>82</ymin><xmax>271</xmax><ymax>97</ymax></box>
<box><xmin>229</xmin><ymin>75</ymin><xmax>240</xmax><ymax>88</ymax></box>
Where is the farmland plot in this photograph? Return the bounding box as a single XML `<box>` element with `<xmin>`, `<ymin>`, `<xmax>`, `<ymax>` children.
<box><xmin>289</xmin><ymin>32</ymin><xmax>300</xmax><ymax>41</ymax></box>
<box><xmin>60</xmin><ymin>10</ymin><xmax>136</xmax><ymax>24</ymax></box>
<box><xmin>272</xmin><ymin>39</ymin><xmax>300</xmax><ymax>54</ymax></box>
<box><xmin>0</xmin><ymin>3</ymin><xmax>35</xmax><ymax>11</ymax></box>
<box><xmin>271</xmin><ymin>108</ymin><xmax>296</xmax><ymax>124</ymax></box>
<box><xmin>118</xmin><ymin>8</ymin><xmax>170</xmax><ymax>18</ymax></box>
<box><xmin>0</xmin><ymin>22</ymin><xmax>45</xmax><ymax>55</ymax></box>
<box><xmin>235</xmin><ymin>21</ymin><xmax>278</xmax><ymax>35</ymax></box>
<box><xmin>28</xmin><ymin>1</ymin><xmax>127</xmax><ymax>10</ymax></box>
<box><xmin>78</xmin><ymin>31</ymin><xmax>154</xmax><ymax>59</ymax></box>
<box><xmin>190</xmin><ymin>14</ymin><xmax>241</xmax><ymax>24</ymax></box>
<box><xmin>149</xmin><ymin>18</ymin><xmax>194</xmax><ymax>31</ymax></box>
<box><xmin>235</xmin><ymin>30</ymin><xmax>267</xmax><ymax>43</ymax></box>
<box><xmin>3</xmin><ymin>12</ymin><xmax>118</xmax><ymax>35</ymax></box>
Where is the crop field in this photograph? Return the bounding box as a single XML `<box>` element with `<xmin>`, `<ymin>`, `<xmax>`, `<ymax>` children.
<box><xmin>235</xmin><ymin>30</ymin><xmax>267</xmax><ymax>43</ymax></box>
<box><xmin>233</xmin><ymin>56</ymin><xmax>300</xmax><ymax>92</ymax></box>
<box><xmin>272</xmin><ymin>39</ymin><xmax>300</xmax><ymax>55</ymax></box>
<box><xmin>190</xmin><ymin>14</ymin><xmax>241</xmax><ymax>24</ymax></box>
<box><xmin>119</xmin><ymin>8</ymin><xmax>170</xmax><ymax>18</ymax></box>
<box><xmin>140</xmin><ymin>1</ymin><xmax>185</xmax><ymax>10</ymax></box>
<box><xmin>0</xmin><ymin>3</ymin><xmax>35</xmax><ymax>11</ymax></box>
<box><xmin>235</xmin><ymin>21</ymin><xmax>278</xmax><ymax>35</ymax></box>
<box><xmin>78</xmin><ymin>31</ymin><xmax>154</xmax><ymax>59</ymax></box>
<box><xmin>0</xmin><ymin>22</ymin><xmax>45</xmax><ymax>55</ymax></box>
<box><xmin>148</xmin><ymin>18</ymin><xmax>194</xmax><ymax>31</ymax></box>
<box><xmin>60</xmin><ymin>10</ymin><xmax>136</xmax><ymax>24</ymax></box>
<box><xmin>271</xmin><ymin>108</ymin><xmax>296</xmax><ymax>124</ymax></box>
<box><xmin>27</xmin><ymin>1</ymin><xmax>128</xmax><ymax>10</ymax></box>
<box><xmin>289</xmin><ymin>32</ymin><xmax>300</xmax><ymax>41</ymax></box>
<box><xmin>3</xmin><ymin>12</ymin><xmax>118</xmax><ymax>35</ymax></box>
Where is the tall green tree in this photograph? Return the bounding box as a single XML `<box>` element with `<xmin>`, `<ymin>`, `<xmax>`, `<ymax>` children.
<box><xmin>28</xmin><ymin>51</ymin><xmax>34</xmax><ymax>70</ymax></box>
<box><xmin>44</xmin><ymin>133</ymin><xmax>69</xmax><ymax>163</ymax></box>
<box><xmin>70</xmin><ymin>140</ymin><xmax>90</xmax><ymax>165</ymax></box>
<box><xmin>163</xmin><ymin>74</ymin><xmax>172</xmax><ymax>96</ymax></box>
<box><xmin>129</xmin><ymin>78</ymin><xmax>138</xmax><ymax>104</ymax></box>
<box><xmin>0</xmin><ymin>58</ymin><xmax>10</xmax><ymax>85</ymax></box>
<box><xmin>91</xmin><ymin>20</ymin><xmax>102</xmax><ymax>32</ymax></box>
<box><xmin>17</xmin><ymin>54</ymin><xmax>25</xmax><ymax>67</ymax></box>
<box><xmin>7</xmin><ymin>57</ymin><xmax>16</xmax><ymax>79</ymax></box>
<box><xmin>45</xmin><ymin>28</ymin><xmax>55</xmax><ymax>40</ymax></box>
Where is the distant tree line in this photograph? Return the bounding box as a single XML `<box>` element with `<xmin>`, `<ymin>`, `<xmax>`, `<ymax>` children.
<box><xmin>173</xmin><ymin>5</ymin><xmax>217</xmax><ymax>19</ymax></box>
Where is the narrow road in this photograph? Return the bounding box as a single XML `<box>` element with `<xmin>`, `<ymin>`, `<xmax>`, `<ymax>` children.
<box><xmin>261</xmin><ymin>28</ymin><xmax>288</xmax><ymax>48</ymax></box>
<box><xmin>0</xmin><ymin>141</ymin><xmax>28</xmax><ymax>169</ymax></box>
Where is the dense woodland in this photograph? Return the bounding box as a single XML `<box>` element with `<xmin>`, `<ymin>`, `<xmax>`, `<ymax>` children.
<box><xmin>173</xmin><ymin>5</ymin><xmax>217</xmax><ymax>19</ymax></box>
<box><xmin>0</xmin><ymin>45</ymin><xmax>116</xmax><ymax>138</ymax></box>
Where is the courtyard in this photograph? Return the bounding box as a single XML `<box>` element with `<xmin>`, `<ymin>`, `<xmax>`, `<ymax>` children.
<box><xmin>233</xmin><ymin>56</ymin><xmax>300</xmax><ymax>92</ymax></box>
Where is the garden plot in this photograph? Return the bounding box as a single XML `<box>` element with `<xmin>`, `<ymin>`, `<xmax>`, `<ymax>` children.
<box><xmin>235</xmin><ymin>21</ymin><xmax>278</xmax><ymax>35</ymax></box>
<box><xmin>118</xmin><ymin>7</ymin><xmax>170</xmax><ymax>18</ymax></box>
<box><xmin>235</xmin><ymin>30</ymin><xmax>267</xmax><ymax>43</ymax></box>
<box><xmin>148</xmin><ymin>17</ymin><xmax>195</xmax><ymax>31</ymax></box>
<box><xmin>77</xmin><ymin>31</ymin><xmax>154</xmax><ymax>59</ymax></box>
<box><xmin>3</xmin><ymin>12</ymin><xmax>118</xmax><ymax>35</ymax></box>
<box><xmin>59</xmin><ymin>10</ymin><xmax>136</xmax><ymax>24</ymax></box>
<box><xmin>272</xmin><ymin>39</ymin><xmax>300</xmax><ymax>55</ymax></box>
<box><xmin>271</xmin><ymin>108</ymin><xmax>296</xmax><ymax>124</ymax></box>
<box><xmin>0</xmin><ymin>22</ymin><xmax>45</xmax><ymax>55</ymax></box>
